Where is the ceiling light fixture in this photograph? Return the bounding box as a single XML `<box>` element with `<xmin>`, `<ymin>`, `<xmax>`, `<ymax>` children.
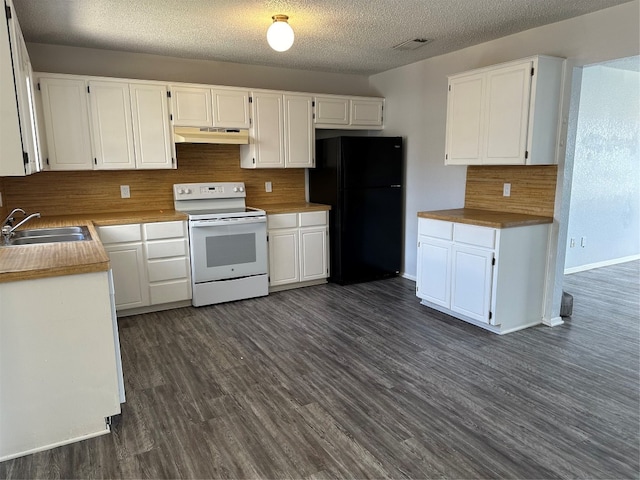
<box><xmin>267</xmin><ymin>14</ymin><xmax>294</xmax><ymax>52</ymax></box>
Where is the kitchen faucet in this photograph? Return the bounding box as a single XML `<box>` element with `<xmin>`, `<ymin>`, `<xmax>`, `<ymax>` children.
<box><xmin>1</xmin><ymin>208</ymin><xmax>26</xmax><ymax>227</ymax></box>
<box><xmin>1</xmin><ymin>211</ymin><xmax>41</xmax><ymax>245</ymax></box>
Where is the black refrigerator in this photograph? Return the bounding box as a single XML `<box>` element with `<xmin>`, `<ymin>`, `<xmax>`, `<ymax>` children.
<box><xmin>308</xmin><ymin>136</ymin><xmax>403</xmax><ymax>285</ymax></box>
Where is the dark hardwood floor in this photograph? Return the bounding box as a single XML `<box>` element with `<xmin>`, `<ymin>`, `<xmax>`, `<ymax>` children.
<box><xmin>2</xmin><ymin>261</ymin><xmax>639</xmax><ymax>479</ymax></box>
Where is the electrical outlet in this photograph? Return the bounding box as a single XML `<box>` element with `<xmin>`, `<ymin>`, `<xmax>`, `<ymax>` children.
<box><xmin>570</xmin><ymin>238</ymin><xmax>575</xmax><ymax>248</ymax></box>
<box><xmin>503</xmin><ymin>183</ymin><xmax>511</xmax><ymax>197</ymax></box>
<box><xmin>265</xmin><ymin>181</ymin><xmax>272</xmax><ymax>193</ymax></box>
<box><xmin>120</xmin><ymin>185</ymin><xmax>130</xmax><ymax>199</ymax></box>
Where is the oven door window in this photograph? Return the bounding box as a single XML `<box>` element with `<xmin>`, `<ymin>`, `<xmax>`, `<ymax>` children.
<box><xmin>191</xmin><ymin>222</ymin><xmax>267</xmax><ymax>283</ymax></box>
<box><xmin>206</xmin><ymin>233</ymin><xmax>256</xmax><ymax>267</ymax></box>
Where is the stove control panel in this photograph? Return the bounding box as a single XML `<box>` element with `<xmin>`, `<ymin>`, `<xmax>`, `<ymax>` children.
<box><xmin>173</xmin><ymin>182</ymin><xmax>246</xmax><ymax>200</ymax></box>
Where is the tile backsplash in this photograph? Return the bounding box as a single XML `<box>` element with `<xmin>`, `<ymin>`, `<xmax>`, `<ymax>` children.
<box><xmin>464</xmin><ymin>165</ymin><xmax>558</xmax><ymax>217</ymax></box>
<box><xmin>1</xmin><ymin>144</ymin><xmax>306</xmax><ymax>216</ymax></box>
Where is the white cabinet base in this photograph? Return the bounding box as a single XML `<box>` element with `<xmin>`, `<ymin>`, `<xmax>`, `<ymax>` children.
<box><xmin>420</xmin><ymin>299</ymin><xmax>542</xmax><ymax>335</ymax></box>
<box><xmin>269</xmin><ymin>278</ymin><xmax>327</xmax><ymax>293</ymax></box>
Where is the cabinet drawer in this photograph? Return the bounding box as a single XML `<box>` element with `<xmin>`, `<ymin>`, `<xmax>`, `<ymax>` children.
<box><xmin>97</xmin><ymin>224</ymin><xmax>141</xmax><ymax>244</ymax></box>
<box><xmin>146</xmin><ymin>239</ymin><xmax>188</xmax><ymax>259</ymax></box>
<box><xmin>268</xmin><ymin>213</ymin><xmax>298</xmax><ymax>229</ymax></box>
<box><xmin>147</xmin><ymin>257</ymin><xmax>189</xmax><ymax>282</ymax></box>
<box><xmin>300</xmin><ymin>211</ymin><xmax>327</xmax><ymax>227</ymax></box>
<box><xmin>454</xmin><ymin>223</ymin><xmax>496</xmax><ymax>248</ymax></box>
<box><xmin>143</xmin><ymin>221</ymin><xmax>186</xmax><ymax>240</ymax></box>
<box><xmin>418</xmin><ymin>219</ymin><xmax>453</xmax><ymax>240</ymax></box>
<box><xmin>149</xmin><ymin>279</ymin><xmax>191</xmax><ymax>305</ymax></box>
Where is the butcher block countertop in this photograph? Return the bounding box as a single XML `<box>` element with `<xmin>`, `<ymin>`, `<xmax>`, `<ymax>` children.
<box><xmin>0</xmin><ymin>210</ymin><xmax>188</xmax><ymax>283</ymax></box>
<box><xmin>417</xmin><ymin>208</ymin><xmax>553</xmax><ymax>229</ymax></box>
<box><xmin>258</xmin><ymin>203</ymin><xmax>331</xmax><ymax>215</ymax></box>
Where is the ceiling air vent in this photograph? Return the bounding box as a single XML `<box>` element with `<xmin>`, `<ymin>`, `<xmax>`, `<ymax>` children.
<box><xmin>393</xmin><ymin>38</ymin><xmax>431</xmax><ymax>51</ymax></box>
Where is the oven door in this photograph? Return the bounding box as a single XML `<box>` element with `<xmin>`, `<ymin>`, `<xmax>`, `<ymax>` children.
<box><xmin>189</xmin><ymin>217</ymin><xmax>267</xmax><ymax>283</ymax></box>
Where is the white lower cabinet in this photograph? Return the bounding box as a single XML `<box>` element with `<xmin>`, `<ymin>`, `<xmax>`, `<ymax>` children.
<box><xmin>416</xmin><ymin>217</ymin><xmax>549</xmax><ymax>334</ymax></box>
<box><xmin>98</xmin><ymin>220</ymin><xmax>191</xmax><ymax>314</ymax></box>
<box><xmin>104</xmin><ymin>242</ymin><xmax>149</xmax><ymax>309</ymax></box>
<box><xmin>268</xmin><ymin>211</ymin><xmax>329</xmax><ymax>290</ymax></box>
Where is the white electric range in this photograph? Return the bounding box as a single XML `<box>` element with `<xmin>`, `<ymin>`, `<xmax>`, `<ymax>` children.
<box><xmin>173</xmin><ymin>182</ymin><xmax>268</xmax><ymax>306</ymax></box>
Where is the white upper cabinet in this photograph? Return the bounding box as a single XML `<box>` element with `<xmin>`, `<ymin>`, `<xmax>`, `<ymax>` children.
<box><xmin>445</xmin><ymin>55</ymin><xmax>565</xmax><ymax>166</ymax></box>
<box><xmin>1</xmin><ymin>0</ymin><xmax>43</xmax><ymax>176</ymax></box>
<box><xmin>350</xmin><ymin>98</ymin><xmax>384</xmax><ymax>127</ymax></box>
<box><xmin>40</xmin><ymin>75</ymin><xmax>174</xmax><ymax>171</ymax></box>
<box><xmin>444</xmin><ymin>73</ymin><xmax>484</xmax><ymax>166</ymax></box>
<box><xmin>212</xmin><ymin>87</ymin><xmax>250</xmax><ymax>129</ymax></box>
<box><xmin>283</xmin><ymin>94</ymin><xmax>314</xmax><ymax>168</ymax></box>
<box><xmin>314</xmin><ymin>95</ymin><xmax>384</xmax><ymax>129</ymax></box>
<box><xmin>89</xmin><ymin>80</ymin><xmax>136</xmax><ymax>170</ymax></box>
<box><xmin>170</xmin><ymin>86</ymin><xmax>212</xmax><ymax>127</ymax></box>
<box><xmin>241</xmin><ymin>90</ymin><xmax>314</xmax><ymax>169</ymax></box>
<box><xmin>314</xmin><ymin>96</ymin><xmax>349</xmax><ymax>126</ymax></box>
<box><xmin>40</xmin><ymin>77</ymin><xmax>94</xmax><ymax>170</ymax></box>
<box><xmin>129</xmin><ymin>82</ymin><xmax>174</xmax><ymax>169</ymax></box>
<box><xmin>242</xmin><ymin>91</ymin><xmax>285</xmax><ymax>168</ymax></box>
<box><xmin>170</xmin><ymin>84</ymin><xmax>250</xmax><ymax>129</ymax></box>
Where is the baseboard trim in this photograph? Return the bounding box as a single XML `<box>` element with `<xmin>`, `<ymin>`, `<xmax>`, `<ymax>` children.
<box><xmin>402</xmin><ymin>273</ymin><xmax>416</xmax><ymax>282</ymax></box>
<box><xmin>543</xmin><ymin>316</ymin><xmax>565</xmax><ymax>327</ymax></box>
<box><xmin>564</xmin><ymin>255</ymin><xmax>640</xmax><ymax>275</ymax></box>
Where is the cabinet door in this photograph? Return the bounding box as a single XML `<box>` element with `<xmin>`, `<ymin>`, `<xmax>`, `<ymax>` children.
<box><xmin>170</xmin><ymin>86</ymin><xmax>212</xmax><ymax>127</ymax></box>
<box><xmin>483</xmin><ymin>61</ymin><xmax>532</xmax><ymax>165</ymax></box>
<box><xmin>314</xmin><ymin>96</ymin><xmax>349</xmax><ymax>126</ymax></box>
<box><xmin>39</xmin><ymin>77</ymin><xmax>93</xmax><ymax>170</ymax></box>
<box><xmin>251</xmin><ymin>92</ymin><xmax>284</xmax><ymax>168</ymax></box>
<box><xmin>450</xmin><ymin>245</ymin><xmax>494</xmax><ymax>323</ymax></box>
<box><xmin>104</xmin><ymin>243</ymin><xmax>149</xmax><ymax>310</ymax></box>
<box><xmin>130</xmin><ymin>83</ymin><xmax>173</xmax><ymax>169</ymax></box>
<box><xmin>268</xmin><ymin>229</ymin><xmax>299</xmax><ymax>286</ymax></box>
<box><xmin>445</xmin><ymin>72</ymin><xmax>484</xmax><ymax>165</ymax></box>
<box><xmin>89</xmin><ymin>81</ymin><xmax>135</xmax><ymax>170</ymax></box>
<box><xmin>7</xmin><ymin>15</ymin><xmax>42</xmax><ymax>175</ymax></box>
<box><xmin>416</xmin><ymin>236</ymin><xmax>452</xmax><ymax>308</ymax></box>
<box><xmin>350</xmin><ymin>98</ymin><xmax>383</xmax><ymax>127</ymax></box>
<box><xmin>212</xmin><ymin>88</ymin><xmax>250</xmax><ymax>129</ymax></box>
<box><xmin>299</xmin><ymin>226</ymin><xmax>328</xmax><ymax>282</ymax></box>
<box><xmin>283</xmin><ymin>94</ymin><xmax>314</xmax><ymax>168</ymax></box>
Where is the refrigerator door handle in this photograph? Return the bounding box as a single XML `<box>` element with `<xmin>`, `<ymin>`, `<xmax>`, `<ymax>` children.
<box><xmin>390</xmin><ymin>185</ymin><xmax>402</xmax><ymax>188</ymax></box>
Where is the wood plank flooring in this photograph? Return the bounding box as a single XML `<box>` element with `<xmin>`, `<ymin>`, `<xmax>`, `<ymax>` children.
<box><xmin>2</xmin><ymin>262</ymin><xmax>639</xmax><ymax>479</ymax></box>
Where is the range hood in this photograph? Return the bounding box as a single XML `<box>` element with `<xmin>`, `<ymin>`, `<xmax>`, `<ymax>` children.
<box><xmin>173</xmin><ymin>127</ymin><xmax>249</xmax><ymax>145</ymax></box>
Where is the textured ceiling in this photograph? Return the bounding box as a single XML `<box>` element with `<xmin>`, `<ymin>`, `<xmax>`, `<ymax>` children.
<box><xmin>11</xmin><ymin>0</ymin><xmax>635</xmax><ymax>75</ymax></box>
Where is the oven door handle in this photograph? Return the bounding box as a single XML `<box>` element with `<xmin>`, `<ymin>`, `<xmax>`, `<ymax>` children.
<box><xmin>190</xmin><ymin>216</ymin><xmax>267</xmax><ymax>227</ymax></box>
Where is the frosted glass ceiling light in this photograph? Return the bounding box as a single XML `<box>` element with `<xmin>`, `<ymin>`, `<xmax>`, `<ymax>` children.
<box><xmin>267</xmin><ymin>14</ymin><xmax>294</xmax><ymax>52</ymax></box>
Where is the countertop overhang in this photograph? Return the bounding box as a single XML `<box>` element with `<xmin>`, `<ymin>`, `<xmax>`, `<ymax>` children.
<box><xmin>417</xmin><ymin>208</ymin><xmax>553</xmax><ymax>229</ymax></box>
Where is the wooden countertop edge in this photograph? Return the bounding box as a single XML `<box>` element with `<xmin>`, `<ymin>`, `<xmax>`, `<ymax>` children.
<box><xmin>259</xmin><ymin>203</ymin><xmax>332</xmax><ymax>214</ymax></box>
<box><xmin>417</xmin><ymin>209</ymin><xmax>553</xmax><ymax>228</ymax></box>
<box><xmin>0</xmin><ymin>261</ymin><xmax>110</xmax><ymax>283</ymax></box>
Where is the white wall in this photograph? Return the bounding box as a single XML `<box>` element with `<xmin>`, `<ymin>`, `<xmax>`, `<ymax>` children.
<box><xmin>369</xmin><ymin>1</ymin><xmax>639</xmax><ymax>320</ymax></box>
<box><xmin>565</xmin><ymin>59</ymin><xmax>640</xmax><ymax>271</ymax></box>
<box><xmin>26</xmin><ymin>43</ymin><xmax>375</xmax><ymax>96</ymax></box>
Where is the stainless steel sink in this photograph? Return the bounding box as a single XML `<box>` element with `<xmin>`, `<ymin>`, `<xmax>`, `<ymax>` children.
<box><xmin>13</xmin><ymin>226</ymin><xmax>84</xmax><ymax>238</ymax></box>
<box><xmin>4</xmin><ymin>226</ymin><xmax>92</xmax><ymax>246</ymax></box>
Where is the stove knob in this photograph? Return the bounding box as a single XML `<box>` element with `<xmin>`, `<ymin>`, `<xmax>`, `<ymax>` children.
<box><xmin>233</xmin><ymin>187</ymin><xmax>239</xmax><ymax>193</ymax></box>
<box><xmin>185</xmin><ymin>188</ymin><xmax>192</xmax><ymax>194</ymax></box>
<box><xmin>178</xmin><ymin>188</ymin><xmax>185</xmax><ymax>194</ymax></box>
<box><xmin>239</xmin><ymin>186</ymin><xmax>245</xmax><ymax>192</ymax></box>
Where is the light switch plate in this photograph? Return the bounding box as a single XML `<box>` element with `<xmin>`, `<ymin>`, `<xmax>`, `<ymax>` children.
<box><xmin>265</xmin><ymin>181</ymin><xmax>272</xmax><ymax>193</ymax></box>
<box><xmin>120</xmin><ymin>185</ymin><xmax>131</xmax><ymax>199</ymax></box>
